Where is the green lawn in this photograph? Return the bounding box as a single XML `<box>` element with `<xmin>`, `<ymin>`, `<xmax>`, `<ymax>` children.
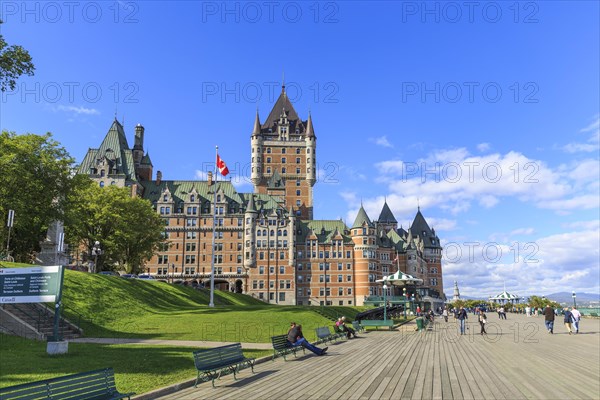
<box><xmin>0</xmin><ymin>263</ymin><xmax>370</xmax><ymax>394</ymax></box>
<box><xmin>59</xmin><ymin>269</ymin><xmax>363</xmax><ymax>342</ymax></box>
<box><xmin>0</xmin><ymin>334</ymin><xmax>269</xmax><ymax>393</ymax></box>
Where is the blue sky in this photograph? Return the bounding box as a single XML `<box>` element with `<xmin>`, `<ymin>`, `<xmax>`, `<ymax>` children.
<box><xmin>1</xmin><ymin>1</ymin><xmax>598</xmax><ymax>299</ymax></box>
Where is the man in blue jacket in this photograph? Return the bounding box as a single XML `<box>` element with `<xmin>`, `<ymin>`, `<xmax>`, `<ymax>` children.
<box><xmin>457</xmin><ymin>306</ymin><xmax>468</xmax><ymax>335</ymax></box>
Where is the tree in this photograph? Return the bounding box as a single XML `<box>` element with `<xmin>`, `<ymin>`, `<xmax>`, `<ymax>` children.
<box><xmin>0</xmin><ymin>20</ymin><xmax>35</xmax><ymax>92</ymax></box>
<box><xmin>0</xmin><ymin>131</ymin><xmax>75</xmax><ymax>261</ymax></box>
<box><xmin>65</xmin><ymin>182</ymin><xmax>166</xmax><ymax>274</ymax></box>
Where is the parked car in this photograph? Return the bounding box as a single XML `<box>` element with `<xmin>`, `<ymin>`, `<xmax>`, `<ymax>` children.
<box><xmin>121</xmin><ymin>274</ymin><xmax>138</xmax><ymax>279</ymax></box>
<box><xmin>99</xmin><ymin>271</ymin><xmax>120</xmax><ymax>276</ymax></box>
<box><xmin>137</xmin><ymin>274</ymin><xmax>155</xmax><ymax>280</ymax></box>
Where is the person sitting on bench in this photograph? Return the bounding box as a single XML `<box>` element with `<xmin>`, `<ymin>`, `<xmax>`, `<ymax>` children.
<box><xmin>336</xmin><ymin>316</ymin><xmax>358</xmax><ymax>339</ymax></box>
<box><xmin>287</xmin><ymin>322</ymin><xmax>327</xmax><ymax>356</ymax></box>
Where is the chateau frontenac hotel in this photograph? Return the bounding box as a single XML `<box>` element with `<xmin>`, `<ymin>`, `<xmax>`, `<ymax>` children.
<box><xmin>79</xmin><ymin>84</ymin><xmax>445</xmax><ymax>306</ymax></box>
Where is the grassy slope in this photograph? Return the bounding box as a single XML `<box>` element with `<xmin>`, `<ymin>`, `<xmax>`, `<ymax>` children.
<box><xmin>61</xmin><ymin>269</ymin><xmax>363</xmax><ymax>342</ymax></box>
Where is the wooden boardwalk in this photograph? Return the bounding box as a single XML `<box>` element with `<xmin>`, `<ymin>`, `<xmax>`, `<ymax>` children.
<box><xmin>157</xmin><ymin>314</ymin><xmax>600</xmax><ymax>400</ymax></box>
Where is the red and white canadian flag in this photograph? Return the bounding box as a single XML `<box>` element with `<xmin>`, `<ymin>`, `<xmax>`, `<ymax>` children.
<box><xmin>216</xmin><ymin>154</ymin><xmax>229</xmax><ymax>176</ymax></box>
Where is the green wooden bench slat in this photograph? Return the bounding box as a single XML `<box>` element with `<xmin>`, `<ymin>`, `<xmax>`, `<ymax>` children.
<box><xmin>192</xmin><ymin>343</ymin><xmax>255</xmax><ymax>388</ymax></box>
<box><xmin>314</xmin><ymin>327</ymin><xmax>337</xmax><ymax>344</ymax></box>
<box><xmin>352</xmin><ymin>321</ymin><xmax>365</xmax><ymax>333</ymax></box>
<box><xmin>360</xmin><ymin>320</ymin><xmax>394</xmax><ymax>330</ymax></box>
<box><xmin>0</xmin><ymin>368</ymin><xmax>134</xmax><ymax>400</ymax></box>
<box><xmin>0</xmin><ymin>381</ymin><xmax>49</xmax><ymax>399</ymax></box>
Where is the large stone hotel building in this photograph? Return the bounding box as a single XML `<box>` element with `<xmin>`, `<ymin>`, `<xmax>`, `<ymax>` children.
<box><xmin>79</xmin><ymin>84</ymin><xmax>445</xmax><ymax>306</ymax></box>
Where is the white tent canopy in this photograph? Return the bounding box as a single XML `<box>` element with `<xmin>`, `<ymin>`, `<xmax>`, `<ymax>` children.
<box><xmin>376</xmin><ymin>270</ymin><xmax>423</xmax><ymax>286</ymax></box>
<box><xmin>489</xmin><ymin>290</ymin><xmax>520</xmax><ymax>302</ymax></box>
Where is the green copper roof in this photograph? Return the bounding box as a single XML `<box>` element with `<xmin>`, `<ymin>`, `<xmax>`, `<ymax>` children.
<box><xmin>141</xmin><ymin>180</ymin><xmax>284</xmax><ymax>214</ymax></box>
<box><xmin>296</xmin><ymin>220</ymin><xmax>352</xmax><ymax>244</ymax></box>
<box><xmin>351</xmin><ymin>205</ymin><xmax>373</xmax><ymax>229</ymax></box>
<box><xmin>77</xmin><ymin>119</ymin><xmax>138</xmax><ymax>183</ymax></box>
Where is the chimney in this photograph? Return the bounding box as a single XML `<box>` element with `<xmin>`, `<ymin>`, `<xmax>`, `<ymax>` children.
<box><xmin>156</xmin><ymin>170</ymin><xmax>162</xmax><ymax>185</ymax></box>
<box><xmin>207</xmin><ymin>171</ymin><xmax>213</xmax><ymax>186</ymax></box>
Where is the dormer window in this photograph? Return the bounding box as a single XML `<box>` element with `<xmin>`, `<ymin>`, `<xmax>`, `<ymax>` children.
<box><xmin>190</xmin><ymin>194</ymin><xmax>195</xmax><ymax>202</ymax></box>
<box><xmin>163</xmin><ymin>194</ymin><xmax>168</xmax><ymax>201</ymax></box>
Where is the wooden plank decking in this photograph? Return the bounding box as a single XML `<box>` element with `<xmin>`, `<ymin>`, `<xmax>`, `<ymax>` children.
<box><xmin>158</xmin><ymin>314</ymin><xmax>600</xmax><ymax>399</ymax></box>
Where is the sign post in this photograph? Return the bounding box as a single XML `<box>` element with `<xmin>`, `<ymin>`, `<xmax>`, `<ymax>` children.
<box><xmin>0</xmin><ymin>266</ymin><xmax>67</xmax><ymax>354</ymax></box>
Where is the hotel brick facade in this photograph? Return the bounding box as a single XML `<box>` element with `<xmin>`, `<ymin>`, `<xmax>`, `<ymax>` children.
<box><xmin>78</xmin><ymin>84</ymin><xmax>444</xmax><ymax>306</ymax></box>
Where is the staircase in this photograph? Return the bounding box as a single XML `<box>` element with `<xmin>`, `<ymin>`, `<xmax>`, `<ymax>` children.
<box><xmin>0</xmin><ymin>303</ymin><xmax>83</xmax><ymax>341</ymax></box>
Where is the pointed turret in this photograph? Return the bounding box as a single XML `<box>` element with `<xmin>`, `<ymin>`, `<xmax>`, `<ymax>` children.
<box><xmin>252</xmin><ymin>110</ymin><xmax>261</xmax><ymax>136</ymax></box>
<box><xmin>378</xmin><ymin>200</ymin><xmax>397</xmax><ymax>224</ymax></box>
<box><xmin>246</xmin><ymin>194</ymin><xmax>257</xmax><ymax>213</ymax></box>
<box><xmin>352</xmin><ymin>205</ymin><xmax>373</xmax><ymax>229</ymax></box>
<box><xmin>305</xmin><ymin>112</ymin><xmax>315</xmax><ymax>138</ymax></box>
<box><xmin>410</xmin><ymin>208</ymin><xmax>441</xmax><ymax>248</ymax></box>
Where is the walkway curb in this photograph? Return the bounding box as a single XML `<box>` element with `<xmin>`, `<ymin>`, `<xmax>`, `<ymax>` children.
<box><xmin>132</xmin><ymin>355</ymin><xmax>274</xmax><ymax>400</ymax></box>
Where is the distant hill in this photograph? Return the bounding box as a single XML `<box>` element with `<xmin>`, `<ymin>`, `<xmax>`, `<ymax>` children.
<box><xmin>544</xmin><ymin>292</ymin><xmax>599</xmax><ymax>304</ymax></box>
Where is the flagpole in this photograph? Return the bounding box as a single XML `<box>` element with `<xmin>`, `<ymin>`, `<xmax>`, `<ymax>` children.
<box><xmin>209</xmin><ymin>145</ymin><xmax>218</xmax><ymax>308</ymax></box>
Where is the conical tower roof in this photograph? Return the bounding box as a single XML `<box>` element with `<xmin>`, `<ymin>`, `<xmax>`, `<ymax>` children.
<box><xmin>252</xmin><ymin>110</ymin><xmax>261</xmax><ymax>135</ymax></box>
<box><xmin>246</xmin><ymin>194</ymin><xmax>257</xmax><ymax>213</ymax></box>
<box><xmin>305</xmin><ymin>112</ymin><xmax>315</xmax><ymax>138</ymax></box>
<box><xmin>262</xmin><ymin>84</ymin><xmax>302</xmax><ymax>133</ymax></box>
<box><xmin>378</xmin><ymin>200</ymin><xmax>397</xmax><ymax>223</ymax></box>
<box><xmin>351</xmin><ymin>205</ymin><xmax>373</xmax><ymax>229</ymax></box>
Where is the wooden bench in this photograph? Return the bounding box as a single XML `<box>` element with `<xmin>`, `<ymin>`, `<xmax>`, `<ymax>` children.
<box><xmin>333</xmin><ymin>324</ymin><xmax>352</xmax><ymax>340</ymax></box>
<box><xmin>0</xmin><ymin>367</ymin><xmax>134</xmax><ymax>400</ymax></box>
<box><xmin>360</xmin><ymin>320</ymin><xmax>394</xmax><ymax>331</ymax></box>
<box><xmin>192</xmin><ymin>343</ymin><xmax>255</xmax><ymax>388</ymax></box>
<box><xmin>271</xmin><ymin>334</ymin><xmax>305</xmax><ymax>361</ymax></box>
<box><xmin>352</xmin><ymin>320</ymin><xmax>365</xmax><ymax>333</ymax></box>
<box><xmin>315</xmin><ymin>326</ymin><xmax>337</xmax><ymax>344</ymax></box>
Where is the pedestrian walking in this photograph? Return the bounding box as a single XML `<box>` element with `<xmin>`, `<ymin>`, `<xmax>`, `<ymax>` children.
<box><xmin>457</xmin><ymin>306</ymin><xmax>468</xmax><ymax>335</ymax></box>
<box><xmin>478</xmin><ymin>312</ymin><xmax>487</xmax><ymax>335</ymax></box>
<box><xmin>442</xmin><ymin>307</ymin><xmax>449</xmax><ymax>322</ymax></box>
<box><xmin>563</xmin><ymin>308</ymin><xmax>573</xmax><ymax>335</ymax></box>
<box><xmin>570</xmin><ymin>306</ymin><xmax>581</xmax><ymax>334</ymax></box>
<box><xmin>543</xmin><ymin>305</ymin><xmax>555</xmax><ymax>334</ymax></box>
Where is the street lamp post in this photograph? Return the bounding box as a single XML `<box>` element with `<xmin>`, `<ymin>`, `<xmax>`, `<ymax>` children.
<box><xmin>91</xmin><ymin>241</ymin><xmax>102</xmax><ymax>273</ymax></box>
<box><xmin>403</xmin><ymin>287</ymin><xmax>407</xmax><ymax>318</ymax></box>
<box><xmin>572</xmin><ymin>291</ymin><xmax>577</xmax><ymax>308</ymax></box>
<box><xmin>383</xmin><ymin>279</ymin><xmax>388</xmax><ymax>323</ymax></box>
<box><xmin>171</xmin><ymin>263</ymin><xmax>175</xmax><ymax>284</ymax></box>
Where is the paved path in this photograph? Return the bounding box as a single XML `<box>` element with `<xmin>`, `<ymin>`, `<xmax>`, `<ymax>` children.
<box><xmin>149</xmin><ymin>313</ymin><xmax>600</xmax><ymax>400</ymax></box>
<box><xmin>69</xmin><ymin>337</ymin><xmax>273</xmax><ymax>350</ymax></box>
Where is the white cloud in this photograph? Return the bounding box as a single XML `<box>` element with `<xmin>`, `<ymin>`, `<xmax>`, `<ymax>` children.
<box><xmin>369</xmin><ymin>136</ymin><xmax>394</xmax><ymax>148</ymax></box>
<box><xmin>54</xmin><ymin>105</ymin><xmax>100</xmax><ymax>115</ymax></box>
<box><xmin>477</xmin><ymin>143</ymin><xmax>491</xmax><ymax>152</ymax></box>
<box><xmin>372</xmin><ymin>148</ymin><xmax>597</xmax><ymax>215</ymax></box>
<box><xmin>562</xmin><ymin>116</ymin><xmax>600</xmax><ymax>153</ymax></box>
<box><xmin>442</xmin><ymin>228</ymin><xmax>600</xmax><ymax>298</ymax></box>
<box><xmin>561</xmin><ymin>220</ymin><xmax>600</xmax><ymax>230</ymax></box>
<box><xmin>510</xmin><ymin>228</ymin><xmax>535</xmax><ymax>235</ymax></box>
<box><xmin>580</xmin><ymin>117</ymin><xmax>599</xmax><ymax>133</ymax></box>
